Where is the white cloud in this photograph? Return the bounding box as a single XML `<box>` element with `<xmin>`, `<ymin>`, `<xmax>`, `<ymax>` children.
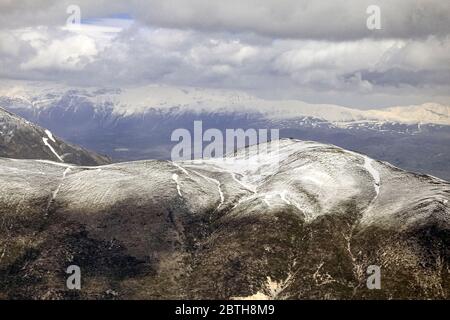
<box><xmin>273</xmin><ymin>40</ymin><xmax>398</xmax><ymax>73</ymax></box>
<box><xmin>0</xmin><ymin>1</ymin><xmax>449</xmax><ymax>107</ymax></box>
<box><xmin>385</xmin><ymin>37</ymin><xmax>450</xmax><ymax>70</ymax></box>
<box><xmin>20</xmin><ymin>33</ymin><xmax>98</xmax><ymax>71</ymax></box>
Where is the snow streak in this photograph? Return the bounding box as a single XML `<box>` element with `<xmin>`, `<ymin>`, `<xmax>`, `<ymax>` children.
<box><xmin>44</xmin><ymin>129</ymin><xmax>56</xmax><ymax>143</ymax></box>
<box><xmin>45</xmin><ymin>166</ymin><xmax>71</xmax><ymax>213</ymax></box>
<box><xmin>192</xmin><ymin>170</ymin><xmax>224</xmax><ymax>210</ymax></box>
<box><xmin>171</xmin><ymin>161</ymin><xmax>191</xmax><ymax>177</ymax></box>
<box><xmin>42</xmin><ymin>132</ymin><xmax>63</xmax><ymax>162</ymax></box>
<box><xmin>362</xmin><ymin>156</ymin><xmax>380</xmax><ymax>197</ymax></box>
<box><xmin>172</xmin><ymin>173</ymin><xmax>182</xmax><ymax>197</ymax></box>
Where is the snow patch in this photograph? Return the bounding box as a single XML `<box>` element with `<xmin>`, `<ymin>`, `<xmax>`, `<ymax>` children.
<box><xmin>231</xmin><ymin>172</ymin><xmax>256</xmax><ymax>193</ymax></box>
<box><xmin>345</xmin><ymin>150</ymin><xmax>381</xmax><ymax>199</ymax></box>
<box><xmin>171</xmin><ymin>161</ymin><xmax>191</xmax><ymax>177</ymax></box>
<box><xmin>172</xmin><ymin>173</ymin><xmax>182</xmax><ymax>197</ymax></box>
<box><xmin>363</xmin><ymin>156</ymin><xmax>380</xmax><ymax>197</ymax></box>
<box><xmin>279</xmin><ymin>191</ymin><xmax>291</xmax><ymax>206</ymax></box>
<box><xmin>263</xmin><ymin>196</ymin><xmax>271</xmax><ymax>207</ymax></box>
<box><xmin>42</xmin><ymin>137</ymin><xmax>64</xmax><ymax>162</ymax></box>
<box><xmin>191</xmin><ymin>170</ymin><xmax>224</xmax><ymax>210</ymax></box>
<box><xmin>231</xmin><ymin>276</ymin><xmax>292</xmax><ymax>300</ymax></box>
<box><xmin>44</xmin><ymin>129</ymin><xmax>56</xmax><ymax>143</ymax></box>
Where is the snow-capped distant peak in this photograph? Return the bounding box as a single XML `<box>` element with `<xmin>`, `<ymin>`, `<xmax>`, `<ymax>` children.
<box><xmin>365</xmin><ymin>103</ymin><xmax>450</xmax><ymax>125</ymax></box>
<box><xmin>0</xmin><ymin>80</ymin><xmax>449</xmax><ymax>126</ymax></box>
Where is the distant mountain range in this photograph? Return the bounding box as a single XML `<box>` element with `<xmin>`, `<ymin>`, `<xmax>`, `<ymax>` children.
<box><xmin>1</xmin><ymin>81</ymin><xmax>449</xmax><ymax>124</ymax></box>
<box><xmin>1</xmin><ymin>81</ymin><xmax>449</xmax><ymax>180</ymax></box>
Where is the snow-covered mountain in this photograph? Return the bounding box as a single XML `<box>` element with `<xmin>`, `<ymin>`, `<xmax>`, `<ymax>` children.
<box><xmin>1</xmin><ymin>81</ymin><xmax>449</xmax><ymax>125</ymax></box>
<box><xmin>1</xmin><ymin>81</ymin><xmax>450</xmax><ymax>181</ymax></box>
<box><xmin>0</xmin><ymin>139</ymin><xmax>449</xmax><ymax>299</ymax></box>
<box><xmin>0</xmin><ymin>107</ymin><xmax>109</xmax><ymax>165</ymax></box>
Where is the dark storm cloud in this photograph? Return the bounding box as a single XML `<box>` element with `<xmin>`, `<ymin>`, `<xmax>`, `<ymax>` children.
<box><xmin>132</xmin><ymin>0</ymin><xmax>450</xmax><ymax>40</ymax></box>
<box><xmin>359</xmin><ymin>69</ymin><xmax>450</xmax><ymax>87</ymax></box>
<box><xmin>1</xmin><ymin>0</ymin><xmax>449</xmax><ymax>40</ymax></box>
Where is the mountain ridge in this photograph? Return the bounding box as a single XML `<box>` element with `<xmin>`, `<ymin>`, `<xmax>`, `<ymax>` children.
<box><xmin>0</xmin><ymin>106</ymin><xmax>110</xmax><ymax>166</ymax></box>
<box><xmin>1</xmin><ymin>81</ymin><xmax>449</xmax><ymax>125</ymax></box>
<box><xmin>0</xmin><ymin>139</ymin><xmax>448</xmax><ymax>299</ymax></box>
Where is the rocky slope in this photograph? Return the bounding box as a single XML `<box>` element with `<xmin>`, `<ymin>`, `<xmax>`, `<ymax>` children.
<box><xmin>0</xmin><ymin>107</ymin><xmax>110</xmax><ymax>166</ymax></box>
<box><xmin>0</xmin><ymin>139</ymin><xmax>448</xmax><ymax>299</ymax></box>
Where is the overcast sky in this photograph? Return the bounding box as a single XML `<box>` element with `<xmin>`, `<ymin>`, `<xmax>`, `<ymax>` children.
<box><xmin>0</xmin><ymin>0</ymin><xmax>449</xmax><ymax>108</ymax></box>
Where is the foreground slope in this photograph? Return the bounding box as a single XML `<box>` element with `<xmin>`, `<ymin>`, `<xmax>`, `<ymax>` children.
<box><xmin>0</xmin><ymin>107</ymin><xmax>109</xmax><ymax>166</ymax></box>
<box><xmin>0</xmin><ymin>139</ymin><xmax>448</xmax><ymax>299</ymax></box>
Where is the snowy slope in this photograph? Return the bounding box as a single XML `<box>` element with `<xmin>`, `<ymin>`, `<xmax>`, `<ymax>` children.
<box><xmin>1</xmin><ymin>139</ymin><xmax>448</xmax><ymax>229</ymax></box>
<box><xmin>0</xmin><ymin>139</ymin><xmax>449</xmax><ymax>299</ymax></box>
<box><xmin>181</xmin><ymin>139</ymin><xmax>450</xmax><ymax>229</ymax></box>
